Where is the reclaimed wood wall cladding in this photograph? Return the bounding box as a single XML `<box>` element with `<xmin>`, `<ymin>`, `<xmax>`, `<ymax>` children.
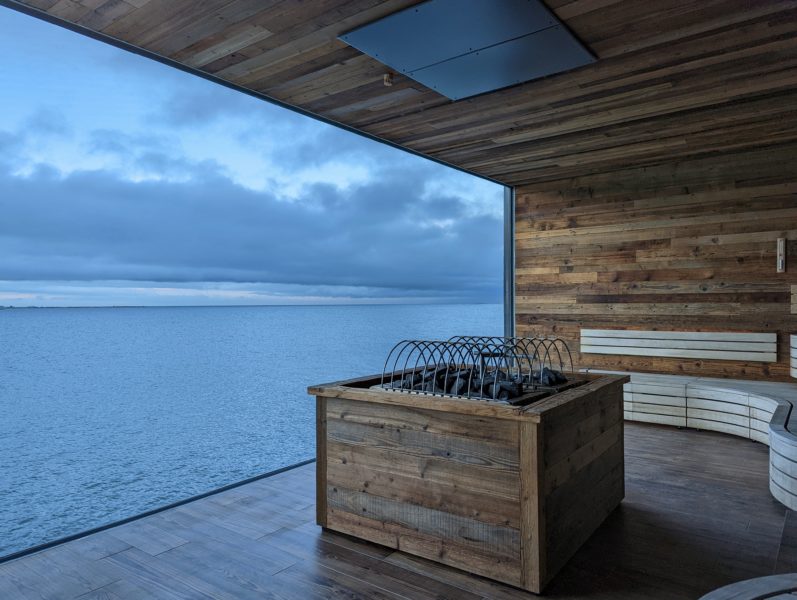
<box><xmin>8</xmin><ymin>0</ymin><xmax>797</xmax><ymax>186</ymax></box>
<box><xmin>515</xmin><ymin>146</ymin><xmax>797</xmax><ymax>381</ymax></box>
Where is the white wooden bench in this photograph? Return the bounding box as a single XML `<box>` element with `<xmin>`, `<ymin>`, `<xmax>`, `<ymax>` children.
<box><xmin>580</xmin><ymin>329</ymin><xmax>777</xmax><ymax>362</ymax></box>
<box><xmin>584</xmin><ymin>368</ymin><xmax>797</xmax><ymax>511</ymax></box>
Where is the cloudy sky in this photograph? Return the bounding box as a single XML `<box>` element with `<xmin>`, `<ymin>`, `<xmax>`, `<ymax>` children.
<box><xmin>0</xmin><ymin>7</ymin><xmax>504</xmax><ymax>307</ymax></box>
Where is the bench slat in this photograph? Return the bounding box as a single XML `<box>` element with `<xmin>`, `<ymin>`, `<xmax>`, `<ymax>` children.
<box><xmin>581</xmin><ymin>337</ymin><xmax>773</xmax><ymax>351</ymax></box>
<box><xmin>581</xmin><ymin>345</ymin><xmax>776</xmax><ymax>362</ymax></box>
<box><xmin>581</xmin><ymin>329</ymin><xmax>777</xmax><ymax>362</ymax></box>
<box><xmin>582</xmin><ymin>329</ymin><xmax>776</xmax><ymax>342</ymax></box>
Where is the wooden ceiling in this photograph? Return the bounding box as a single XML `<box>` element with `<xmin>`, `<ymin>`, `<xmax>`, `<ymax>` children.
<box><xmin>7</xmin><ymin>0</ymin><xmax>797</xmax><ymax>187</ymax></box>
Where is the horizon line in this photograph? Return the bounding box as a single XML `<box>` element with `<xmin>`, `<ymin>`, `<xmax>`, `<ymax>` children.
<box><xmin>0</xmin><ymin>301</ymin><xmax>501</xmax><ymax>310</ymax></box>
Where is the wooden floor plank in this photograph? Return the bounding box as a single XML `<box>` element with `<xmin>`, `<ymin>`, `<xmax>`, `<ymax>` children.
<box><xmin>0</xmin><ymin>423</ymin><xmax>791</xmax><ymax>599</ymax></box>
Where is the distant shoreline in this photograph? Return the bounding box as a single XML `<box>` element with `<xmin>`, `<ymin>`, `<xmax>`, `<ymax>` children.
<box><xmin>0</xmin><ymin>301</ymin><xmax>500</xmax><ymax>310</ymax></box>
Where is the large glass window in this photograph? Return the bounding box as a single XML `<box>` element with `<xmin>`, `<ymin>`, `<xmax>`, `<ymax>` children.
<box><xmin>0</xmin><ymin>7</ymin><xmax>504</xmax><ymax>557</ymax></box>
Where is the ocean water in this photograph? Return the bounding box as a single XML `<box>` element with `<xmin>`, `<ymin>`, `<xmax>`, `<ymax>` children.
<box><xmin>0</xmin><ymin>303</ymin><xmax>501</xmax><ymax>557</ymax></box>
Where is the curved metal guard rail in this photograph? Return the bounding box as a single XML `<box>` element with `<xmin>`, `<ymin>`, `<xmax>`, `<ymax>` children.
<box><xmin>379</xmin><ymin>336</ymin><xmax>573</xmax><ymax>401</ymax></box>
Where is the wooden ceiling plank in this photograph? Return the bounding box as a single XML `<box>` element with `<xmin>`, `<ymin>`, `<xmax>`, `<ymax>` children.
<box><xmin>21</xmin><ymin>0</ymin><xmax>59</xmax><ymax>9</ymax></box>
<box><xmin>487</xmin><ymin>117</ymin><xmax>797</xmax><ymax>181</ymax></box>
<box><xmin>74</xmin><ymin>0</ymin><xmax>140</xmax><ymax>32</ymax></box>
<box><xmin>324</xmin><ymin>87</ymin><xmax>424</xmax><ymax>119</ymax></box>
<box><xmin>246</xmin><ymin>44</ymin><xmax>360</xmax><ymax>91</ymax></box>
<box><xmin>359</xmin><ymin>11</ymin><xmax>797</xmax><ymax>139</ymax></box>
<box><xmin>75</xmin><ymin>0</ymin><xmax>111</xmax><ymax>10</ymax></box>
<box><xmin>394</xmin><ymin>52</ymin><xmax>797</xmax><ymax>155</ymax></box>
<box><xmin>47</xmin><ymin>0</ymin><xmax>91</xmax><ymax>21</ymax></box>
<box><xmin>551</xmin><ymin>0</ymin><xmax>626</xmax><ymax>21</ymax></box>
<box><xmin>217</xmin><ymin>0</ymin><xmax>418</xmax><ymax>86</ymax></box>
<box><xmin>100</xmin><ymin>0</ymin><xmax>223</xmax><ymax>40</ymax></box>
<box><xmin>569</xmin><ymin>0</ymin><xmax>792</xmax><ymax>58</ymax></box>
<box><xmin>447</xmin><ymin>96</ymin><xmax>797</xmax><ymax>171</ymax></box>
<box><xmin>180</xmin><ymin>24</ymin><xmax>273</xmax><ymax>69</ymax></box>
<box><xmin>144</xmin><ymin>0</ymin><xmax>274</xmax><ymax>57</ymax></box>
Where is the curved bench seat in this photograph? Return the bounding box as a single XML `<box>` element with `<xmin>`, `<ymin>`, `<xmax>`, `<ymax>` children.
<box><xmin>699</xmin><ymin>572</ymin><xmax>797</xmax><ymax>600</ymax></box>
<box><xmin>585</xmin><ymin>369</ymin><xmax>797</xmax><ymax>510</ymax></box>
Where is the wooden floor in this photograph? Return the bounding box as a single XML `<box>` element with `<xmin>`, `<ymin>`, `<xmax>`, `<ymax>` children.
<box><xmin>1</xmin><ymin>423</ymin><xmax>795</xmax><ymax>599</ymax></box>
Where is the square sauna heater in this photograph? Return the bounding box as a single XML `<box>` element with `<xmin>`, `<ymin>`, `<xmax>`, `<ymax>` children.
<box><xmin>309</xmin><ymin>336</ymin><xmax>627</xmax><ymax>593</ymax></box>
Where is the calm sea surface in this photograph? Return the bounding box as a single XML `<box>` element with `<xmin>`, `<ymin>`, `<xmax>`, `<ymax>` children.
<box><xmin>0</xmin><ymin>304</ymin><xmax>501</xmax><ymax>556</ymax></box>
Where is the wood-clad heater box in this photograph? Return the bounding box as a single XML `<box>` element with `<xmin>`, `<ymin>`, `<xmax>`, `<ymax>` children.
<box><xmin>309</xmin><ymin>373</ymin><xmax>627</xmax><ymax>593</ymax></box>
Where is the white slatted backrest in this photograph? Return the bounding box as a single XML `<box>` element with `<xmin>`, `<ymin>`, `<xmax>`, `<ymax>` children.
<box><xmin>580</xmin><ymin>329</ymin><xmax>777</xmax><ymax>362</ymax></box>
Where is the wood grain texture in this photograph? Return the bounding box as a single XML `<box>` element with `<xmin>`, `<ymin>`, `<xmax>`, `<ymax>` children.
<box><xmin>539</xmin><ymin>377</ymin><xmax>625</xmax><ymax>581</ymax></box>
<box><xmin>8</xmin><ymin>0</ymin><xmax>797</xmax><ymax>186</ymax></box>
<box><xmin>518</xmin><ymin>420</ymin><xmax>544</xmax><ymax>591</ymax></box>
<box><xmin>321</xmin><ymin>395</ymin><xmax>525</xmax><ymax>589</ymax></box>
<box><xmin>516</xmin><ymin>151</ymin><xmax>797</xmax><ymax>380</ymax></box>
<box><xmin>315</xmin><ymin>376</ymin><xmax>625</xmax><ymax>593</ymax></box>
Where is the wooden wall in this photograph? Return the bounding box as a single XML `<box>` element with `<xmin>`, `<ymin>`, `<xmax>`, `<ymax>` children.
<box><xmin>514</xmin><ymin>142</ymin><xmax>797</xmax><ymax>381</ymax></box>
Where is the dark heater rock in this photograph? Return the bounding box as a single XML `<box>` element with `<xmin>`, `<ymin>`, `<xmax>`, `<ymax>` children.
<box><xmin>538</xmin><ymin>367</ymin><xmax>568</xmax><ymax>386</ymax></box>
<box><xmin>391</xmin><ymin>365</ymin><xmax>568</xmax><ymax>400</ymax></box>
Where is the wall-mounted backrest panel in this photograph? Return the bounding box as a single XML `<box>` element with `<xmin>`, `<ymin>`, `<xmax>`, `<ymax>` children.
<box><xmin>581</xmin><ymin>330</ymin><xmax>777</xmax><ymax>363</ymax></box>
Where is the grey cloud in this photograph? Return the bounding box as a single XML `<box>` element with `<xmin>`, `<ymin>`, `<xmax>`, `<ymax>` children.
<box><xmin>152</xmin><ymin>87</ymin><xmax>269</xmax><ymax>127</ymax></box>
<box><xmin>0</xmin><ymin>130</ymin><xmax>22</xmax><ymax>160</ymax></box>
<box><xmin>262</xmin><ymin>119</ymin><xmax>423</xmax><ymax>174</ymax></box>
<box><xmin>153</xmin><ymin>84</ymin><xmax>409</xmax><ymax>174</ymax></box>
<box><xmin>87</xmin><ymin>130</ymin><xmax>230</xmax><ymax>180</ymax></box>
<box><xmin>23</xmin><ymin>108</ymin><xmax>72</xmax><ymax>137</ymax></box>
<box><xmin>135</xmin><ymin>151</ymin><xmax>228</xmax><ymax>180</ymax></box>
<box><xmin>0</xmin><ymin>160</ymin><xmax>502</xmax><ymax>302</ymax></box>
<box><xmin>88</xmin><ymin>130</ymin><xmax>171</xmax><ymax>156</ymax></box>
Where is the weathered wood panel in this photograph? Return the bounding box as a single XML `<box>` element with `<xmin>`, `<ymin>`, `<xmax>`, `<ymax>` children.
<box><xmin>539</xmin><ymin>377</ymin><xmax>625</xmax><ymax>582</ymax></box>
<box><xmin>322</xmin><ymin>396</ymin><xmax>524</xmax><ymax>588</ymax></box>
<box><xmin>326</xmin><ymin>439</ymin><xmax>520</xmax><ymax>499</ymax></box>
<box><xmin>515</xmin><ymin>149</ymin><xmax>797</xmax><ymax>380</ymax></box>
<box><xmin>518</xmin><ymin>420</ymin><xmax>544</xmax><ymax>591</ymax></box>
<box><xmin>315</xmin><ymin>374</ymin><xmax>626</xmax><ymax>593</ymax></box>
